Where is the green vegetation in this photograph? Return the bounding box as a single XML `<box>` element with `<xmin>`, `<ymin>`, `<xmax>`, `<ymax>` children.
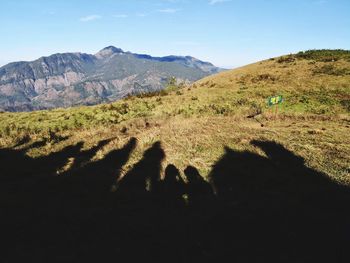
<box><xmin>275</xmin><ymin>50</ymin><xmax>350</xmax><ymax>64</ymax></box>
<box><xmin>295</xmin><ymin>49</ymin><xmax>350</xmax><ymax>62</ymax></box>
<box><xmin>312</xmin><ymin>64</ymin><xmax>350</xmax><ymax>76</ymax></box>
<box><xmin>0</xmin><ymin>50</ymin><xmax>349</xmax><ymax>184</ymax></box>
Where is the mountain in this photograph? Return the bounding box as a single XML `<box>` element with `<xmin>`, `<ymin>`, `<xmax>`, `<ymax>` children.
<box><xmin>0</xmin><ymin>46</ymin><xmax>223</xmax><ymax>111</ymax></box>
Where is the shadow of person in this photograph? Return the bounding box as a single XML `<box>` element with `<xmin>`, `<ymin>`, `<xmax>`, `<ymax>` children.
<box><xmin>1</xmin><ymin>137</ymin><xmax>139</xmax><ymax>263</ymax></box>
<box><xmin>116</xmin><ymin>141</ymin><xmax>165</xmax><ymax>197</ymax></box>
<box><xmin>0</xmin><ymin>141</ymin><xmax>85</xmax><ymax>215</ymax></box>
<box><xmin>107</xmin><ymin>141</ymin><xmax>175</xmax><ymax>262</ymax></box>
<box><xmin>1</xmin><ymin>137</ymin><xmax>349</xmax><ymax>263</ymax></box>
<box><xmin>61</xmin><ymin>137</ymin><xmax>138</xmax><ymax>194</ymax></box>
<box><xmin>250</xmin><ymin>140</ymin><xmax>346</xmax><ymax>191</ymax></box>
<box><xmin>0</xmin><ymin>145</ymin><xmax>33</xmax><ymax>180</ymax></box>
<box><xmin>34</xmin><ymin>142</ymin><xmax>84</xmax><ymax>177</ymax></box>
<box><xmin>162</xmin><ymin>164</ymin><xmax>186</xmax><ymax>208</ymax></box>
<box><xmin>66</xmin><ymin>137</ymin><xmax>116</xmax><ymax>173</ymax></box>
<box><xmin>0</xmin><ymin>138</ymin><xmax>79</xmax><ymax>181</ymax></box>
<box><xmin>184</xmin><ymin>166</ymin><xmax>214</xmax><ymax>207</ymax></box>
<box><xmin>209</xmin><ymin>146</ymin><xmax>272</xmax><ymax>201</ymax></box>
<box><xmin>12</xmin><ymin>135</ymin><xmax>31</xmax><ymax>148</ymax></box>
<box><xmin>13</xmin><ymin>133</ymin><xmax>68</xmax><ymax>150</ymax></box>
<box><xmin>203</xmin><ymin>140</ymin><xmax>350</xmax><ymax>263</ymax></box>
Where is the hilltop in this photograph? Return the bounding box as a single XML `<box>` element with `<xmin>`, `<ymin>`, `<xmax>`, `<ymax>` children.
<box><xmin>0</xmin><ymin>46</ymin><xmax>223</xmax><ymax>111</ymax></box>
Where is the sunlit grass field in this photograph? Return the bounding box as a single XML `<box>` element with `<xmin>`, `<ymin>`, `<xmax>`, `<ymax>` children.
<box><xmin>1</xmin><ymin>50</ymin><xmax>349</xmax><ymax>184</ymax></box>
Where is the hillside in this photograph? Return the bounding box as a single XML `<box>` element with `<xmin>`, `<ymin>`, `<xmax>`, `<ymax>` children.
<box><xmin>1</xmin><ymin>49</ymin><xmax>349</xmax><ymax>181</ymax></box>
<box><xmin>0</xmin><ymin>46</ymin><xmax>222</xmax><ymax>111</ymax></box>
<box><xmin>1</xmin><ymin>50</ymin><xmax>350</xmax><ymax>262</ymax></box>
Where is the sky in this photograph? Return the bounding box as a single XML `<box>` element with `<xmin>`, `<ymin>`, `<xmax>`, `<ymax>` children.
<box><xmin>0</xmin><ymin>0</ymin><xmax>349</xmax><ymax>68</ymax></box>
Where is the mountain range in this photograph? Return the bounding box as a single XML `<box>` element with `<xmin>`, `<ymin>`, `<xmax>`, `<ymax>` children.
<box><xmin>0</xmin><ymin>46</ymin><xmax>223</xmax><ymax>111</ymax></box>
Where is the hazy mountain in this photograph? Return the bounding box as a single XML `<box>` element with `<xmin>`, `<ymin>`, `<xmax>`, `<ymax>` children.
<box><xmin>0</xmin><ymin>46</ymin><xmax>223</xmax><ymax>111</ymax></box>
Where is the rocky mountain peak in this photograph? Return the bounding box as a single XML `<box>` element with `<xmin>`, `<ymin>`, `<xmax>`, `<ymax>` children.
<box><xmin>95</xmin><ymin>46</ymin><xmax>124</xmax><ymax>59</ymax></box>
<box><xmin>0</xmin><ymin>46</ymin><xmax>223</xmax><ymax>112</ymax></box>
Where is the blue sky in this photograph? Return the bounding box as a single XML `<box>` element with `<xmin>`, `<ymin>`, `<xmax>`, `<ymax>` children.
<box><xmin>0</xmin><ymin>0</ymin><xmax>349</xmax><ymax>68</ymax></box>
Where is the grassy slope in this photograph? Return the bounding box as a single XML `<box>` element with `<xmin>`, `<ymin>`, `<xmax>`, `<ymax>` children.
<box><xmin>0</xmin><ymin>50</ymin><xmax>349</xmax><ymax>184</ymax></box>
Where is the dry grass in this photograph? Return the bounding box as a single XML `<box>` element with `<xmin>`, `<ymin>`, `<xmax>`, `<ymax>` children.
<box><xmin>1</xmin><ymin>52</ymin><xmax>349</xmax><ymax>185</ymax></box>
<box><xmin>7</xmin><ymin>113</ymin><xmax>349</xmax><ymax>186</ymax></box>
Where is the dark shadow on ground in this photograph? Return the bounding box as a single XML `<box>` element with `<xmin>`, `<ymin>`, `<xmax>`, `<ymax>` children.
<box><xmin>0</xmin><ymin>138</ymin><xmax>349</xmax><ymax>263</ymax></box>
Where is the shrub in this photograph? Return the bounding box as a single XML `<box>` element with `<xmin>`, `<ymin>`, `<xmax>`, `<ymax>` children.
<box><xmin>277</xmin><ymin>55</ymin><xmax>296</xmax><ymax>63</ymax></box>
<box><xmin>251</xmin><ymin>74</ymin><xmax>277</xmax><ymax>83</ymax></box>
<box><xmin>208</xmin><ymin>104</ymin><xmax>234</xmax><ymax>115</ymax></box>
<box><xmin>235</xmin><ymin>98</ymin><xmax>249</xmax><ymax>106</ymax></box>
<box><xmin>340</xmin><ymin>100</ymin><xmax>350</xmax><ymax>112</ymax></box>
<box><xmin>248</xmin><ymin>102</ymin><xmax>262</xmax><ymax>116</ymax></box>
<box><xmin>313</xmin><ymin>65</ymin><xmax>350</xmax><ymax>76</ymax></box>
<box><xmin>296</xmin><ymin>49</ymin><xmax>350</xmax><ymax>62</ymax></box>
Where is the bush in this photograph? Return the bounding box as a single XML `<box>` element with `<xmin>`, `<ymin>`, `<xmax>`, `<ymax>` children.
<box><xmin>313</xmin><ymin>65</ymin><xmax>350</xmax><ymax>76</ymax></box>
<box><xmin>251</xmin><ymin>74</ymin><xmax>278</xmax><ymax>83</ymax></box>
<box><xmin>248</xmin><ymin>102</ymin><xmax>262</xmax><ymax>117</ymax></box>
<box><xmin>277</xmin><ymin>55</ymin><xmax>296</xmax><ymax>63</ymax></box>
<box><xmin>340</xmin><ymin>100</ymin><xmax>350</xmax><ymax>112</ymax></box>
<box><xmin>296</xmin><ymin>49</ymin><xmax>350</xmax><ymax>62</ymax></box>
<box><xmin>235</xmin><ymin>98</ymin><xmax>249</xmax><ymax>106</ymax></box>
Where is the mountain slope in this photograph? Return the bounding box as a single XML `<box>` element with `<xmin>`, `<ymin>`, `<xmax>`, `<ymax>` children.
<box><xmin>0</xmin><ymin>50</ymin><xmax>349</xmax><ymax>183</ymax></box>
<box><xmin>0</xmin><ymin>46</ymin><xmax>223</xmax><ymax>111</ymax></box>
<box><xmin>0</xmin><ymin>50</ymin><xmax>349</xmax><ymax>181</ymax></box>
<box><xmin>196</xmin><ymin>49</ymin><xmax>350</xmax><ymax>116</ymax></box>
<box><xmin>0</xmin><ymin>50</ymin><xmax>349</xmax><ymax>262</ymax></box>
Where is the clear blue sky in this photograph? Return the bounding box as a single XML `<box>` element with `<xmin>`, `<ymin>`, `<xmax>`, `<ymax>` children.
<box><xmin>1</xmin><ymin>0</ymin><xmax>349</xmax><ymax>68</ymax></box>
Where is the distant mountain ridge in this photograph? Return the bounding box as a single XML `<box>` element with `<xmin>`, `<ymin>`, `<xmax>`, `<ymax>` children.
<box><xmin>0</xmin><ymin>46</ymin><xmax>223</xmax><ymax>111</ymax></box>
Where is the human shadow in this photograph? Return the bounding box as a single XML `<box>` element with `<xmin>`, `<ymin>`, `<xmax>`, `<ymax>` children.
<box><xmin>202</xmin><ymin>140</ymin><xmax>350</xmax><ymax>263</ymax></box>
<box><xmin>116</xmin><ymin>141</ymin><xmax>165</xmax><ymax>197</ymax></box>
<box><xmin>1</xmin><ymin>137</ymin><xmax>138</xmax><ymax>263</ymax></box>
<box><xmin>61</xmin><ymin>137</ymin><xmax>138</xmax><ymax>194</ymax></box>
<box><xmin>63</xmin><ymin>138</ymin><xmax>115</xmax><ymax>173</ymax></box>
<box><xmin>0</xmin><ymin>137</ymin><xmax>74</xmax><ymax>181</ymax></box>
<box><xmin>184</xmin><ymin>166</ymin><xmax>214</xmax><ymax>207</ymax></box>
<box><xmin>161</xmin><ymin>164</ymin><xmax>186</xmax><ymax>208</ymax></box>
<box><xmin>1</xmin><ymin>138</ymin><xmax>349</xmax><ymax>263</ymax></box>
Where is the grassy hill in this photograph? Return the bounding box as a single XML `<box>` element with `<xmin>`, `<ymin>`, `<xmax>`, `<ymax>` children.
<box><xmin>1</xmin><ymin>50</ymin><xmax>350</xmax><ymax>262</ymax></box>
<box><xmin>1</xmin><ymin>49</ymin><xmax>349</xmax><ymax>183</ymax></box>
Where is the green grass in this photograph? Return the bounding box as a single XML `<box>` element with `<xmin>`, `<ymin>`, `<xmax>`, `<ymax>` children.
<box><xmin>0</xmin><ymin>50</ymin><xmax>349</xmax><ymax>184</ymax></box>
